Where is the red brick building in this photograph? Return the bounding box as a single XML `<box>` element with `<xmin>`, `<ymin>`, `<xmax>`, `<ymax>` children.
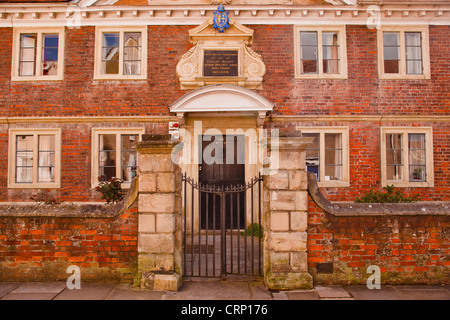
<box><xmin>0</xmin><ymin>0</ymin><xmax>448</xmax><ymax>286</ymax></box>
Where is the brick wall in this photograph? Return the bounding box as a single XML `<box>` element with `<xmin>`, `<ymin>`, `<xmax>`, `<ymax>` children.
<box><xmin>307</xmin><ymin>198</ymin><xmax>450</xmax><ymax>285</ymax></box>
<box><xmin>0</xmin><ymin>206</ymin><xmax>138</xmax><ymax>282</ymax></box>
<box><xmin>0</xmin><ymin>25</ymin><xmax>447</xmax><ymax>117</ymax></box>
<box><xmin>0</xmin><ymin>25</ymin><xmax>448</xmax><ymax>201</ymax></box>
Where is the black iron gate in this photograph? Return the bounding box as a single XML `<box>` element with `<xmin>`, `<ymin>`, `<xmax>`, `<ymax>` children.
<box><xmin>182</xmin><ymin>173</ymin><xmax>263</xmax><ymax>279</ymax></box>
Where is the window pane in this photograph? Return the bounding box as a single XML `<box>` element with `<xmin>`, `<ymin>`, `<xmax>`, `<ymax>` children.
<box><xmin>386</xmin><ymin>133</ymin><xmax>403</xmax><ymax>181</ymax></box>
<box><xmin>124</xmin><ymin>32</ymin><xmax>142</xmax><ymax>75</ymax></box>
<box><xmin>19</xmin><ymin>34</ymin><xmax>37</xmax><ymax>76</ymax></box>
<box><xmin>121</xmin><ymin>134</ymin><xmax>138</xmax><ymax>182</ymax></box>
<box><xmin>300</xmin><ymin>31</ymin><xmax>318</xmax><ymax>74</ymax></box>
<box><xmin>383</xmin><ymin>32</ymin><xmax>400</xmax><ymax>74</ymax></box>
<box><xmin>121</xmin><ymin>134</ymin><xmax>138</xmax><ymax>151</ymax></box>
<box><xmin>322</xmin><ymin>32</ymin><xmax>339</xmax><ymax>74</ymax></box>
<box><xmin>304</xmin><ymin>133</ymin><xmax>320</xmax><ymax>181</ymax></box>
<box><xmin>41</xmin><ymin>34</ymin><xmax>59</xmax><ymax>76</ymax></box>
<box><xmin>99</xmin><ymin>134</ymin><xmax>116</xmax><ymax>181</ymax></box>
<box><xmin>101</xmin><ymin>33</ymin><xmax>120</xmax><ymax>75</ymax></box>
<box><xmin>16</xmin><ymin>167</ymin><xmax>33</xmax><ymax>183</ymax></box>
<box><xmin>409</xmin><ymin>133</ymin><xmax>426</xmax><ymax>181</ymax></box>
<box><xmin>405</xmin><ymin>32</ymin><xmax>422</xmax><ymax>75</ymax></box>
<box><xmin>38</xmin><ymin>135</ymin><xmax>55</xmax><ymax>182</ymax></box>
<box><xmin>15</xmin><ymin>135</ymin><xmax>33</xmax><ymax>183</ymax></box>
<box><xmin>324</xmin><ymin>133</ymin><xmax>342</xmax><ymax>181</ymax></box>
<box><xmin>16</xmin><ymin>135</ymin><xmax>33</xmax><ymax>151</ymax></box>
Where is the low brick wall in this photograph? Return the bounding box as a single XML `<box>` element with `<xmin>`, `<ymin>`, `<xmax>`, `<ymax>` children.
<box><xmin>307</xmin><ymin>173</ymin><xmax>450</xmax><ymax>285</ymax></box>
<box><xmin>0</xmin><ymin>206</ymin><xmax>138</xmax><ymax>282</ymax></box>
<box><xmin>0</xmin><ymin>179</ymin><xmax>139</xmax><ymax>282</ymax></box>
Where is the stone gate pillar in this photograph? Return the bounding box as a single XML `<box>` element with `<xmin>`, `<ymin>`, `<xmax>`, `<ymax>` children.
<box><xmin>264</xmin><ymin>132</ymin><xmax>314</xmax><ymax>290</ymax></box>
<box><xmin>135</xmin><ymin>134</ymin><xmax>182</xmax><ymax>291</ymax></box>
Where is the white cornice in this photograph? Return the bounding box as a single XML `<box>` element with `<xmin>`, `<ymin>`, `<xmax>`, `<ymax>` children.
<box><xmin>0</xmin><ymin>4</ymin><xmax>449</xmax><ymax>26</ymax></box>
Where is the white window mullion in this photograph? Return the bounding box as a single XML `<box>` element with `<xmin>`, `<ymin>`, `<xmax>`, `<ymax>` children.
<box><xmin>319</xmin><ymin>132</ymin><xmax>326</xmax><ymax>182</ymax></box>
<box><xmin>402</xmin><ymin>133</ymin><xmax>409</xmax><ymax>183</ymax></box>
<box><xmin>35</xmin><ymin>33</ymin><xmax>43</xmax><ymax>77</ymax></box>
<box><xmin>317</xmin><ymin>31</ymin><xmax>323</xmax><ymax>76</ymax></box>
<box><xmin>118</xmin><ymin>31</ymin><xmax>124</xmax><ymax>76</ymax></box>
<box><xmin>399</xmin><ymin>31</ymin><xmax>406</xmax><ymax>76</ymax></box>
<box><xmin>32</xmin><ymin>134</ymin><xmax>39</xmax><ymax>184</ymax></box>
<box><xmin>116</xmin><ymin>134</ymin><xmax>122</xmax><ymax>180</ymax></box>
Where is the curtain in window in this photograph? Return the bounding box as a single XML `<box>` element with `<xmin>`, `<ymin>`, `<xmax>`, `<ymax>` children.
<box><xmin>16</xmin><ymin>135</ymin><xmax>33</xmax><ymax>183</ymax></box>
<box><xmin>19</xmin><ymin>34</ymin><xmax>37</xmax><ymax>76</ymax></box>
<box><xmin>124</xmin><ymin>33</ymin><xmax>141</xmax><ymax>75</ymax></box>
<box><xmin>99</xmin><ymin>134</ymin><xmax>117</xmax><ymax>181</ymax></box>
<box><xmin>405</xmin><ymin>32</ymin><xmax>422</xmax><ymax>75</ymax></box>
<box><xmin>322</xmin><ymin>32</ymin><xmax>339</xmax><ymax>74</ymax></box>
<box><xmin>386</xmin><ymin>133</ymin><xmax>403</xmax><ymax>181</ymax></box>
<box><xmin>38</xmin><ymin>135</ymin><xmax>55</xmax><ymax>182</ymax></box>
<box><xmin>324</xmin><ymin>133</ymin><xmax>342</xmax><ymax>181</ymax></box>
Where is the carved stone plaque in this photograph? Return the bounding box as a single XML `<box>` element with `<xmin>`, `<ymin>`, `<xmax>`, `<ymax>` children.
<box><xmin>203</xmin><ymin>50</ymin><xmax>239</xmax><ymax>77</ymax></box>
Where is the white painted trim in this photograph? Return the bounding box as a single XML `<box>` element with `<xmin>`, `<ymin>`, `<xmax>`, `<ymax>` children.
<box><xmin>377</xmin><ymin>25</ymin><xmax>431</xmax><ymax>80</ymax></box>
<box><xmin>0</xmin><ymin>5</ymin><xmax>449</xmax><ymax>27</ymax></box>
<box><xmin>8</xmin><ymin>128</ymin><xmax>62</xmax><ymax>189</ymax></box>
<box><xmin>169</xmin><ymin>84</ymin><xmax>274</xmax><ymax>114</ymax></box>
<box><xmin>11</xmin><ymin>27</ymin><xmax>65</xmax><ymax>82</ymax></box>
<box><xmin>91</xmin><ymin>127</ymin><xmax>145</xmax><ymax>189</ymax></box>
<box><xmin>94</xmin><ymin>26</ymin><xmax>148</xmax><ymax>80</ymax></box>
<box><xmin>296</xmin><ymin>126</ymin><xmax>350</xmax><ymax>188</ymax></box>
<box><xmin>380</xmin><ymin>127</ymin><xmax>434</xmax><ymax>188</ymax></box>
<box><xmin>294</xmin><ymin>25</ymin><xmax>348</xmax><ymax>79</ymax></box>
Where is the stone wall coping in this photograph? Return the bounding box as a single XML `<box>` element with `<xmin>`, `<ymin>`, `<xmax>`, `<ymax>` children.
<box><xmin>307</xmin><ymin>172</ymin><xmax>450</xmax><ymax>216</ymax></box>
<box><xmin>0</xmin><ymin>177</ymin><xmax>139</xmax><ymax>219</ymax></box>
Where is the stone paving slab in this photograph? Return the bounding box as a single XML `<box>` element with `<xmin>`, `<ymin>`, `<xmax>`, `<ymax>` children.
<box><xmin>106</xmin><ymin>284</ymin><xmax>165</xmax><ymax>300</ymax></box>
<box><xmin>11</xmin><ymin>282</ymin><xmax>66</xmax><ymax>294</ymax></box>
<box><xmin>54</xmin><ymin>283</ymin><xmax>116</xmax><ymax>300</ymax></box>
<box><xmin>0</xmin><ymin>281</ymin><xmax>449</xmax><ymax>300</ymax></box>
<box><xmin>0</xmin><ymin>283</ymin><xmax>21</xmax><ymax>299</ymax></box>
<box><xmin>162</xmin><ymin>280</ymin><xmax>258</xmax><ymax>300</ymax></box>
<box><xmin>286</xmin><ymin>290</ymin><xmax>320</xmax><ymax>300</ymax></box>
<box><xmin>345</xmin><ymin>286</ymin><xmax>407</xmax><ymax>300</ymax></box>
<box><xmin>393</xmin><ymin>286</ymin><xmax>450</xmax><ymax>300</ymax></box>
<box><xmin>315</xmin><ymin>285</ymin><xmax>352</xmax><ymax>299</ymax></box>
<box><xmin>1</xmin><ymin>292</ymin><xmax>60</xmax><ymax>300</ymax></box>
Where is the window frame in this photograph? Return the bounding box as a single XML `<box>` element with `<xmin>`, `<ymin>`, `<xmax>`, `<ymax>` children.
<box><xmin>11</xmin><ymin>27</ymin><xmax>65</xmax><ymax>81</ymax></box>
<box><xmin>377</xmin><ymin>26</ymin><xmax>430</xmax><ymax>80</ymax></box>
<box><xmin>294</xmin><ymin>26</ymin><xmax>348</xmax><ymax>80</ymax></box>
<box><xmin>94</xmin><ymin>26</ymin><xmax>148</xmax><ymax>80</ymax></box>
<box><xmin>298</xmin><ymin>126</ymin><xmax>350</xmax><ymax>187</ymax></box>
<box><xmin>380</xmin><ymin>127</ymin><xmax>434</xmax><ymax>187</ymax></box>
<box><xmin>8</xmin><ymin>128</ymin><xmax>62</xmax><ymax>189</ymax></box>
<box><xmin>91</xmin><ymin>128</ymin><xmax>145</xmax><ymax>189</ymax></box>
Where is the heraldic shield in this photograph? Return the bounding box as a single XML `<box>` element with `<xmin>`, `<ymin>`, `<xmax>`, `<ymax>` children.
<box><xmin>213</xmin><ymin>4</ymin><xmax>230</xmax><ymax>33</ymax></box>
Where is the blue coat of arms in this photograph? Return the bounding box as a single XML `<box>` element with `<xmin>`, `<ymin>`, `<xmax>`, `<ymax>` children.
<box><xmin>213</xmin><ymin>4</ymin><xmax>230</xmax><ymax>33</ymax></box>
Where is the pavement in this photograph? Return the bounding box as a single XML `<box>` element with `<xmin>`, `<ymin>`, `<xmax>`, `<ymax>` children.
<box><xmin>0</xmin><ymin>279</ymin><xmax>449</xmax><ymax>300</ymax></box>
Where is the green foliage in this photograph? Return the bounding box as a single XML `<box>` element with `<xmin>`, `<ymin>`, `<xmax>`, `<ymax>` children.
<box><xmin>30</xmin><ymin>189</ymin><xmax>62</xmax><ymax>205</ymax></box>
<box><xmin>241</xmin><ymin>223</ymin><xmax>264</xmax><ymax>238</ymax></box>
<box><xmin>355</xmin><ymin>185</ymin><xmax>421</xmax><ymax>203</ymax></box>
<box><xmin>95</xmin><ymin>177</ymin><xmax>127</xmax><ymax>204</ymax></box>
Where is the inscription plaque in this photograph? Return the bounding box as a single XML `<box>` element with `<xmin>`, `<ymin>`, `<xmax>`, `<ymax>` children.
<box><xmin>203</xmin><ymin>50</ymin><xmax>238</xmax><ymax>77</ymax></box>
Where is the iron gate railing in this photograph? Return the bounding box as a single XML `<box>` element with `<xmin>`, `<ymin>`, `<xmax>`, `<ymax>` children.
<box><xmin>182</xmin><ymin>173</ymin><xmax>263</xmax><ymax>279</ymax></box>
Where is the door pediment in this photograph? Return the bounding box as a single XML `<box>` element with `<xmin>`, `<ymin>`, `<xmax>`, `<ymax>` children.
<box><xmin>169</xmin><ymin>84</ymin><xmax>274</xmax><ymax>116</ymax></box>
